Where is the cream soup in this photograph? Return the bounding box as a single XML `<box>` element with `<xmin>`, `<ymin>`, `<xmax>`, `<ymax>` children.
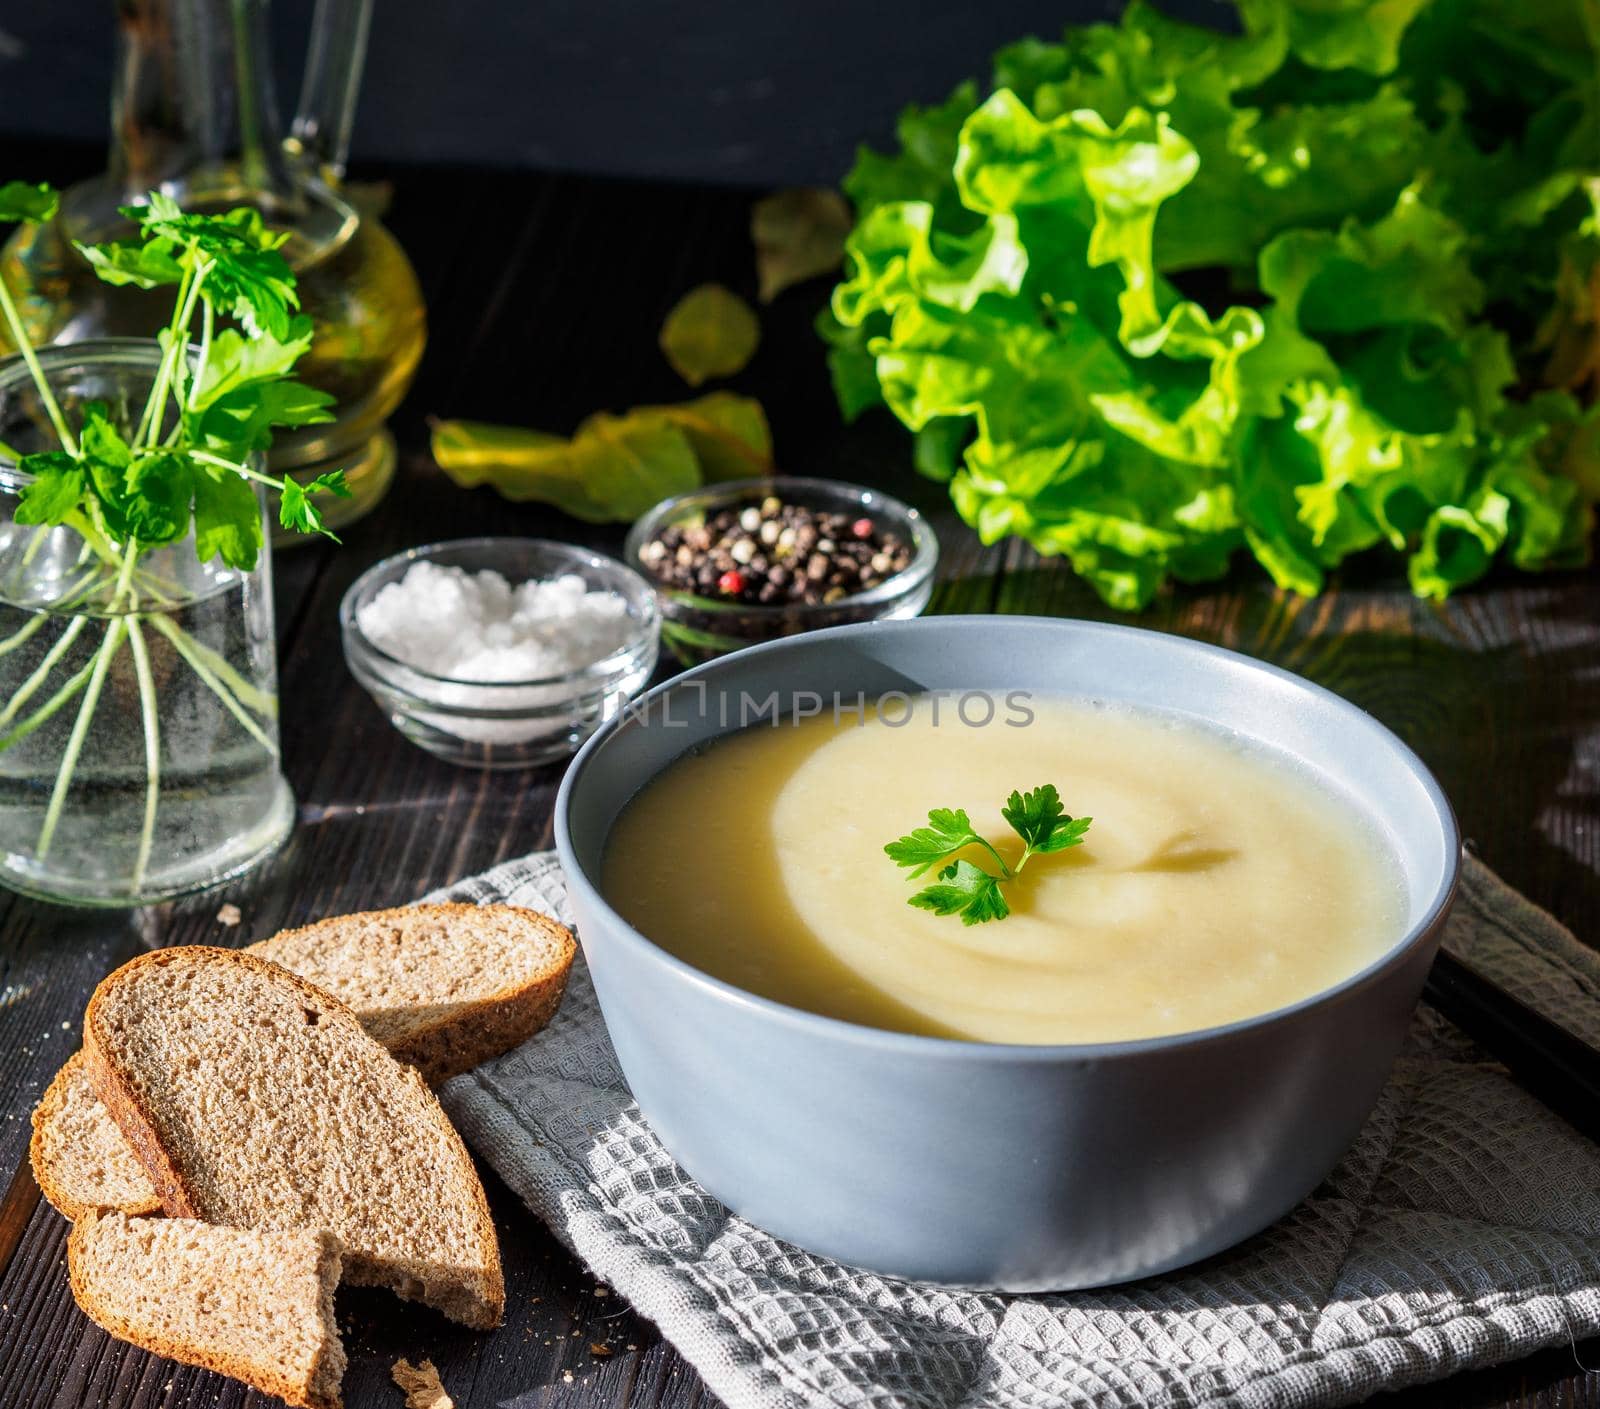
<box><xmin>601</xmin><ymin>698</ymin><xmax>1404</xmax><ymax>1044</ymax></box>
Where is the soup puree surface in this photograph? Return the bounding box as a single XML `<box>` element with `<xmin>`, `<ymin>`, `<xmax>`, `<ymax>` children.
<box><xmin>601</xmin><ymin>697</ymin><xmax>1405</xmax><ymax>1044</ymax></box>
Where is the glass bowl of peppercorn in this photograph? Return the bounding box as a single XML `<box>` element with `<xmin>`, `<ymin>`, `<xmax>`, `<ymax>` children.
<box><xmin>625</xmin><ymin>476</ymin><xmax>938</xmax><ymax>663</ymax></box>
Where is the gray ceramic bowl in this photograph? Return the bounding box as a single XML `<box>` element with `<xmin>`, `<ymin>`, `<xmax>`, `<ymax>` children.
<box><xmin>555</xmin><ymin>616</ymin><xmax>1459</xmax><ymax>1291</ymax></box>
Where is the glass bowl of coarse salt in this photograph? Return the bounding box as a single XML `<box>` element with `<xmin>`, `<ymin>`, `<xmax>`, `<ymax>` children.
<box><xmin>340</xmin><ymin>538</ymin><xmax>660</xmax><ymax>769</ymax></box>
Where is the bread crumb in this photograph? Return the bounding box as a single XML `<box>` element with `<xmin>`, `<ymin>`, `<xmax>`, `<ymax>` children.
<box><xmin>593</xmin><ymin>1285</ymin><xmax>609</xmax><ymax>1297</ymax></box>
<box><xmin>590</xmin><ymin>1343</ymin><xmax>612</xmax><ymax>1356</ymax></box>
<box><xmin>562</xmin><ymin>1370</ymin><xmax>574</xmax><ymax>1384</ymax></box>
<box><xmin>215</xmin><ymin>903</ymin><xmax>242</xmax><ymax>927</ymax></box>
<box><xmin>392</xmin><ymin>1358</ymin><xmax>454</xmax><ymax>1409</ymax></box>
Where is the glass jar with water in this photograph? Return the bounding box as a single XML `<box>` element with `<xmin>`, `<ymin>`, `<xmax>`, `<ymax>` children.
<box><xmin>0</xmin><ymin>343</ymin><xmax>292</xmax><ymax>905</ymax></box>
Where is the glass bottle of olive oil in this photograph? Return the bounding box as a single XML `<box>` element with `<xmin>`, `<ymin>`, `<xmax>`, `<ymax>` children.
<box><xmin>0</xmin><ymin>0</ymin><xmax>426</xmax><ymax>541</ymax></box>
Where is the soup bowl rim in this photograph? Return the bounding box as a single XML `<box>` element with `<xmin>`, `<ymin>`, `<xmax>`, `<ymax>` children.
<box><xmin>555</xmin><ymin>614</ymin><xmax>1461</xmax><ymax>1062</ymax></box>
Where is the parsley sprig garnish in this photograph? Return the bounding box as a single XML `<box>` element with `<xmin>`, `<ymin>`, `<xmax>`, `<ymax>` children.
<box><xmin>885</xmin><ymin>785</ymin><xmax>1092</xmax><ymax>925</ymax></box>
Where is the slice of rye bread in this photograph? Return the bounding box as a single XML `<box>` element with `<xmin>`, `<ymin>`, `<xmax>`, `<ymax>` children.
<box><xmin>255</xmin><ymin>904</ymin><xmax>575</xmax><ymax>1086</ymax></box>
<box><xmin>68</xmin><ymin>1211</ymin><xmax>347</xmax><ymax>1409</ymax></box>
<box><xmin>31</xmin><ymin>904</ymin><xmax>575</xmax><ymax>1221</ymax></box>
<box><xmin>84</xmin><ymin>948</ymin><xmax>505</xmax><ymax>1330</ymax></box>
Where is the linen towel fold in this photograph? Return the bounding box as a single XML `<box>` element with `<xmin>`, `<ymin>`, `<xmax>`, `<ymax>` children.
<box><xmin>435</xmin><ymin>853</ymin><xmax>1600</xmax><ymax>1409</ymax></box>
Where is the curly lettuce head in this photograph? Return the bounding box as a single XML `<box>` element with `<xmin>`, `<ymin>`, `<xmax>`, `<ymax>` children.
<box><xmin>824</xmin><ymin>0</ymin><xmax>1600</xmax><ymax>608</ymax></box>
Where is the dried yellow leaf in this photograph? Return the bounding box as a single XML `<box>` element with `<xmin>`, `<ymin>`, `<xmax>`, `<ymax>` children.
<box><xmin>752</xmin><ymin>188</ymin><xmax>851</xmax><ymax>302</ymax></box>
<box><xmin>659</xmin><ymin>283</ymin><xmax>760</xmax><ymax>387</ymax></box>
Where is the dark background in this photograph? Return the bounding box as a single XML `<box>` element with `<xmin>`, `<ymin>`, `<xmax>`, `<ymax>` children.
<box><xmin>0</xmin><ymin>0</ymin><xmax>1232</xmax><ymax>187</ymax></box>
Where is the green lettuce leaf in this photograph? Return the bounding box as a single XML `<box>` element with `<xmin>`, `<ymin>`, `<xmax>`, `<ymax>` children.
<box><xmin>955</xmin><ymin>91</ymin><xmax>1199</xmax><ymax>348</ymax></box>
<box><xmin>1243</xmin><ymin>0</ymin><xmax>1433</xmax><ymax>76</ymax></box>
<box><xmin>826</xmin><ymin>0</ymin><xmax>1600</xmax><ymax>608</ymax></box>
<box><xmin>846</xmin><ymin>83</ymin><xmax>982</xmax><ymax>217</ymax></box>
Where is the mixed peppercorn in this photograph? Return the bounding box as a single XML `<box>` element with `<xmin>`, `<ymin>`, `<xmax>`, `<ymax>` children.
<box><xmin>638</xmin><ymin>495</ymin><xmax>914</xmax><ymax>606</ymax></box>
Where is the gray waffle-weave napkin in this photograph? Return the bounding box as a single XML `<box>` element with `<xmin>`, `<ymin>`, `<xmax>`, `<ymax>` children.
<box><xmin>433</xmin><ymin>853</ymin><xmax>1600</xmax><ymax>1409</ymax></box>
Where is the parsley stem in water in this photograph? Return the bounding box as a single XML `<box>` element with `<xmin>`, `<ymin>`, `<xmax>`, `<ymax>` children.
<box><xmin>0</xmin><ymin>272</ymin><xmax>75</xmax><ymax>454</ymax></box>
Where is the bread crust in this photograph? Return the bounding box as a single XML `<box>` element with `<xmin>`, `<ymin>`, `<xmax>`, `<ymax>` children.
<box><xmin>30</xmin><ymin>1050</ymin><xmax>161</xmax><ymax>1222</ymax></box>
<box><xmin>259</xmin><ymin>903</ymin><xmax>576</xmax><ymax>1085</ymax></box>
<box><xmin>83</xmin><ymin>946</ymin><xmax>505</xmax><ymax>1329</ymax></box>
<box><xmin>80</xmin><ymin>1032</ymin><xmax>202</xmax><ymax>1221</ymax></box>
<box><xmin>67</xmin><ymin>1212</ymin><xmax>346</xmax><ymax>1409</ymax></box>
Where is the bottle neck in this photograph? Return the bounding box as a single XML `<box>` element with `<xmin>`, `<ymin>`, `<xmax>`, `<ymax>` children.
<box><xmin>108</xmin><ymin>0</ymin><xmax>299</xmax><ymax>209</ymax></box>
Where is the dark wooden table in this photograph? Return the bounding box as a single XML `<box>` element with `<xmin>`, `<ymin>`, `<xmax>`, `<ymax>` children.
<box><xmin>2</xmin><ymin>156</ymin><xmax>1599</xmax><ymax>1409</ymax></box>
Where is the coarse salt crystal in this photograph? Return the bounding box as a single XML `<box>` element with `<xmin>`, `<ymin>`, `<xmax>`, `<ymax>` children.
<box><xmin>356</xmin><ymin>560</ymin><xmax>641</xmax><ymax>745</ymax></box>
<box><xmin>358</xmin><ymin>562</ymin><xmax>632</xmax><ymax>680</ymax></box>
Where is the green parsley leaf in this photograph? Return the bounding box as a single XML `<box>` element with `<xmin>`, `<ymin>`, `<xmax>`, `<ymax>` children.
<box><xmin>276</xmin><ymin>474</ymin><xmax>342</xmax><ymax>541</ymax></box>
<box><xmin>884</xmin><ymin>806</ymin><xmax>987</xmax><ymax>878</ymax></box>
<box><xmin>1038</xmin><ymin>813</ymin><xmax>1092</xmax><ymax>853</ymax></box>
<box><xmin>304</xmin><ymin>470</ymin><xmax>352</xmax><ymax>499</ymax></box>
<box><xmin>203</xmin><ymin>244</ymin><xmax>300</xmax><ymax>341</ymax></box>
<box><xmin>191</xmin><ymin>464</ymin><xmax>263</xmax><ymax>569</ymax></box>
<box><xmin>14</xmin><ymin>452</ymin><xmax>85</xmax><ymax>526</ymax></box>
<box><xmin>192</xmin><ymin>318</ymin><xmax>317</xmax><ymax>408</ymax></box>
<box><xmin>78</xmin><ymin>402</ymin><xmax>137</xmax><ymax>538</ymax></box>
<box><xmin>123</xmin><ymin>452</ymin><xmax>195</xmax><ymax>545</ymax></box>
<box><xmin>908</xmin><ymin>859</ymin><xmax>1012</xmax><ymax>926</ymax></box>
<box><xmin>276</xmin><ymin>476</ymin><xmax>315</xmax><ymax>534</ymax></box>
<box><xmin>253</xmin><ymin>380</ymin><xmax>336</xmax><ymax>429</ymax></box>
<box><xmin>125</xmin><ymin>196</ymin><xmax>279</xmax><ymax>255</ymax></box>
<box><xmin>0</xmin><ymin>181</ymin><xmax>59</xmax><ymax>223</ymax></box>
<box><xmin>888</xmin><ymin>783</ymin><xmax>1093</xmax><ymax>924</ymax></box>
<box><xmin>130</xmin><ymin>191</ymin><xmax>183</xmax><ymax>225</ymax></box>
<box><xmin>1001</xmin><ymin>784</ymin><xmax>1092</xmax><ymax>855</ymax></box>
<box><xmin>75</xmin><ymin>236</ymin><xmax>185</xmax><ymax>289</ymax></box>
<box><xmin>196</xmin><ymin>379</ymin><xmax>336</xmax><ymax>455</ymax></box>
<box><xmin>78</xmin><ymin>402</ymin><xmax>132</xmax><ymax>468</ymax></box>
<box><xmin>126</xmin><ymin>200</ymin><xmax>299</xmax><ymax>338</ymax></box>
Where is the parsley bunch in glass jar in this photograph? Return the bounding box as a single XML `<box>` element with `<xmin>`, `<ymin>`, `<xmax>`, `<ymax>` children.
<box><xmin>0</xmin><ymin>179</ymin><xmax>348</xmax><ymax>904</ymax></box>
